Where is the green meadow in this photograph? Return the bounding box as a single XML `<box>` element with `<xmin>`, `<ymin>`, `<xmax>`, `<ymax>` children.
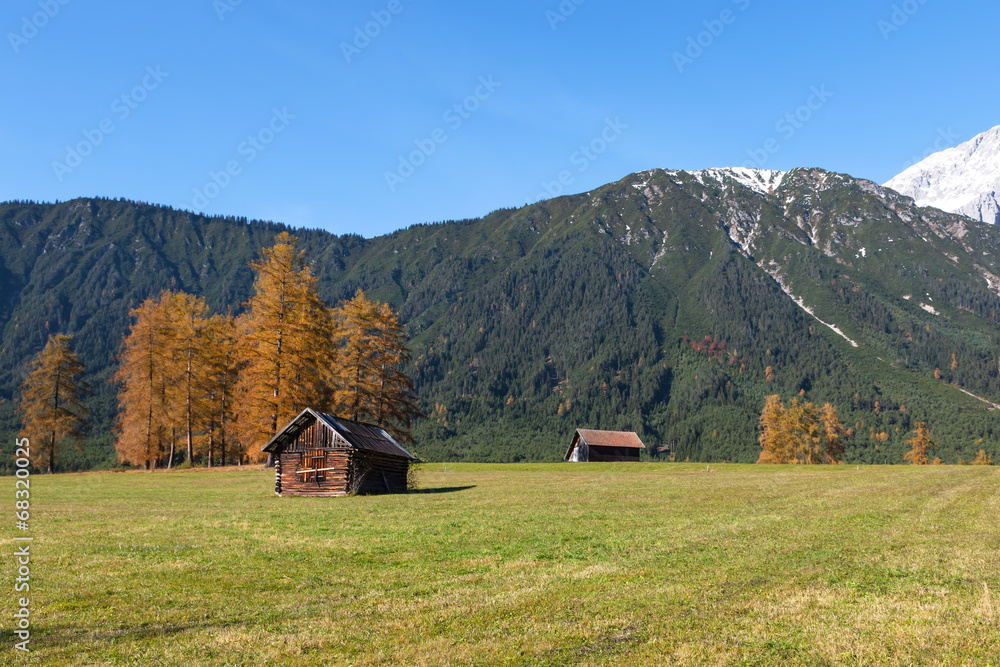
<box><xmin>3</xmin><ymin>463</ymin><xmax>999</xmax><ymax>666</ymax></box>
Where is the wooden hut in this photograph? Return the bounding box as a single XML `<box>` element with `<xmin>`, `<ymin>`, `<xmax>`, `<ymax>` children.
<box><xmin>262</xmin><ymin>408</ymin><xmax>417</xmax><ymax>497</ymax></box>
<box><xmin>564</xmin><ymin>429</ymin><xmax>645</xmax><ymax>462</ymax></box>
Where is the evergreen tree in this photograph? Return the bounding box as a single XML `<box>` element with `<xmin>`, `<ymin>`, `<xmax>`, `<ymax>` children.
<box><xmin>17</xmin><ymin>334</ymin><xmax>89</xmax><ymax>473</ymax></box>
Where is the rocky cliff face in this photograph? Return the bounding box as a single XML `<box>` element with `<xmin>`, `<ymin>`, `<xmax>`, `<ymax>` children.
<box><xmin>885</xmin><ymin>126</ymin><xmax>1000</xmax><ymax>225</ymax></box>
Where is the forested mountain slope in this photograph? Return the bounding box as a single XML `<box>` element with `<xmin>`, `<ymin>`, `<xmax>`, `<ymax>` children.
<box><xmin>3</xmin><ymin>167</ymin><xmax>1000</xmax><ymax>468</ymax></box>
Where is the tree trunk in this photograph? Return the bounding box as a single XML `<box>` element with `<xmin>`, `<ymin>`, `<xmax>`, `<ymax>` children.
<box><xmin>168</xmin><ymin>428</ymin><xmax>175</xmax><ymax>470</ymax></box>
<box><xmin>48</xmin><ymin>430</ymin><xmax>56</xmax><ymax>474</ymax></box>
<box><xmin>186</xmin><ymin>344</ymin><xmax>194</xmax><ymax>464</ymax></box>
<box><xmin>145</xmin><ymin>405</ymin><xmax>153</xmax><ymax>473</ymax></box>
<box><xmin>207</xmin><ymin>421</ymin><xmax>214</xmax><ymax>468</ymax></box>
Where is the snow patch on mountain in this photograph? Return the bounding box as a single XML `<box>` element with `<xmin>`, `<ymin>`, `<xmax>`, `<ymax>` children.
<box><xmin>759</xmin><ymin>262</ymin><xmax>859</xmax><ymax>348</ymax></box>
<box><xmin>885</xmin><ymin>126</ymin><xmax>1000</xmax><ymax>225</ymax></box>
<box><xmin>693</xmin><ymin>168</ymin><xmax>787</xmax><ymax>196</ymax></box>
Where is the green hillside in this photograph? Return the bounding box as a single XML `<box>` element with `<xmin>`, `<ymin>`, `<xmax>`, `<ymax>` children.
<box><xmin>3</xmin><ymin>167</ymin><xmax>1000</xmax><ymax>468</ymax></box>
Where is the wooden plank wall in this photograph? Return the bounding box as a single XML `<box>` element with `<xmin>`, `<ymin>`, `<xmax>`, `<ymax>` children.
<box><xmin>278</xmin><ymin>450</ymin><xmax>351</xmax><ymax>497</ymax></box>
<box><xmin>588</xmin><ymin>446</ymin><xmax>641</xmax><ymax>462</ymax></box>
<box><xmin>354</xmin><ymin>452</ymin><xmax>411</xmax><ymax>495</ymax></box>
<box><xmin>276</xmin><ymin>449</ymin><xmax>411</xmax><ymax>497</ymax></box>
<box><xmin>285</xmin><ymin>421</ymin><xmax>332</xmax><ymax>453</ymax></box>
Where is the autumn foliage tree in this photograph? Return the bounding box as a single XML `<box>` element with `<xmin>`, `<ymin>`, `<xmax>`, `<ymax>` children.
<box><xmin>111</xmin><ymin>234</ymin><xmax>421</xmax><ymax>469</ymax></box>
<box><xmin>903</xmin><ymin>422</ymin><xmax>935</xmax><ymax>465</ymax></box>
<box><xmin>235</xmin><ymin>233</ymin><xmax>335</xmax><ymax>460</ymax></box>
<box><xmin>114</xmin><ymin>293</ymin><xmax>175</xmax><ymax>469</ymax></box>
<box><xmin>17</xmin><ymin>334</ymin><xmax>90</xmax><ymax>473</ymax></box>
<box><xmin>198</xmin><ymin>313</ymin><xmax>240</xmax><ymax>466</ymax></box>
<box><xmin>972</xmin><ymin>449</ymin><xmax>993</xmax><ymax>466</ymax></box>
<box><xmin>370</xmin><ymin>302</ymin><xmax>421</xmax><ymax>441</ymax></box>
<box><xmin>757</xmin><ymin>395</ymin><xmax>845</xmax><ymax>464</ymax></box>
<box><xmin>165</xmin><ymin>292</ymin><xmax>212</xmax><ymax>465</ymax></box>
<box><xmin>333</xmin><ymin>291</ymin><xmax>421</xmax><ymax>441</ymax></box>
<box><xmin>333</xmin><ymin>290</ymin><xmax>382</xmax><ymax>421</ymax></box>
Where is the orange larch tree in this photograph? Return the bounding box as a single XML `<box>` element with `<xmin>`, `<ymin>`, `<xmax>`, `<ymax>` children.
<box><xmin>235</xmin><ymin>233</ymin><xmax>334</xmax><ymax>460</ymax></box>
<box><xmin>198</xmin><ymin>313</ymin><xmax>240</xmax><ymax>467</ymax></box>
<box><xmin>17</xmin><ymin>334</ymin><xmax>90</xmax><ymax>473</ymax></box>
<box><xmin>903</xmin><ymin>422</ymin><xmax>935</xmax><ymax>465</ymax></box>
<box><xmin>164</xmin><ymin>292</ymin><xmax>211</xmax><ymax>465</ymax></box>
<box><xmin>333</xmin><ymin>289</ymin><xmax>383</xmax><ymax>422</ymax></box>
<box><xmin>757</xmin><ymin>394</ymin><xmax>790</xmax><ymax>464</ymax></box>
<box><xmin>972</xmin><ymin>449</ymin><xmax>992</xmax><ymax>466</ymax></box>
<box><xmin>758</xmin><ymin>396</ymin><xmax>845</xmax><ymax>465</ymax></box>
<box><xmin>114</xmin><ymin>293</ymin><xmax>175</xmax><ymax>469</ymax></box>
<box><xmin>819</xmin><ymin>403</ymin><xmax>847</xmax><ymax>464</ymax></box>
<box><xmin>369</xmin><ymin>301</ymin><xmax>422</xmax><ymax>442</ymax></box>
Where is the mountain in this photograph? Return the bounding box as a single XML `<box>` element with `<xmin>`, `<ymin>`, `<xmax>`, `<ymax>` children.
<box><xmin>885</xmin><ymin>126</ymin><xmax>1000</xmax><ymax>225</ymax></box>
<box><xmin>4</xmin><ymin>167</ymin><xmax>1000</xmax><ymax>469</ymax></box>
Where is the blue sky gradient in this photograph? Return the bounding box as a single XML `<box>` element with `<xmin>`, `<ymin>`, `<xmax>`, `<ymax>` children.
<box><xmin>2</xmin><ymin>0</ymin><xmax>997</xmax><ymax>236</ymax></box>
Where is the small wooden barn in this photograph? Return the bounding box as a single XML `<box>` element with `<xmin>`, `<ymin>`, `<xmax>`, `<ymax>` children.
<box><xmin>262</xmin><ymin>408</ymin><xmax>417</xmax><ymax>497</ymax></box>
<box><xmin>564</xmin><ymin>429</ymin><xmax>645</xmax><ymax>462</ymax></box>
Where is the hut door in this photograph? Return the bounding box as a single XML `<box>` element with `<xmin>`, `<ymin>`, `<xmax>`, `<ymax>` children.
<box><xmin>302</xmin><ymin>450</ymin><xmax>328</xmax><ymax>484</ymax></box>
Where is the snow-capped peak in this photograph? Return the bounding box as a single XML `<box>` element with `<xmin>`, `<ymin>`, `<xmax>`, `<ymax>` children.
<box><xmin>884</xmin><ymin>125</ymin><xmax>1000</xmax><ymax>225</ymax></box>
<box><xmin>692</xmin><ymin>167</ymin><xmax>787</xmax><ymax>196</ymax></box>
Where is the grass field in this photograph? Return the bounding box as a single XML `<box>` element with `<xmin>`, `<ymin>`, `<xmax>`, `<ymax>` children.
<box><xmin>3</xmin><ymin>463</ymin><xmax>999</xmax><ymax>666</ymax></box>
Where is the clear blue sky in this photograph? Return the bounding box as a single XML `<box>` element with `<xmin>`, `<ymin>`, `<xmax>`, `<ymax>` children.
<box><xmin>2</xmin><ymin>0</ymin><xmax>998</xmax><ymax>237</ymax></box>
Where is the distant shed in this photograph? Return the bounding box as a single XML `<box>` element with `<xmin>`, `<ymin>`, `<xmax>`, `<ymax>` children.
<box><xmin>565</xmin><ymin>429</ymin><xmax>645</xmax><ymax>462</ymax></box>
<box><xmin>262</xmin><ymin>408</ymin><xmax>417</xmax><ymax>497</ymax></box>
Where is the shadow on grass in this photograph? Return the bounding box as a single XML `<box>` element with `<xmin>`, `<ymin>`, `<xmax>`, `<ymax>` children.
<box><xmin>409</xmin><ymin>485</ymin><xmax>476</xmax><ymax>495</ymax></box>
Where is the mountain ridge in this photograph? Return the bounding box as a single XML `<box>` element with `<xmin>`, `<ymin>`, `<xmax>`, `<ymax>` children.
<box><xmin>3</xmin><ymin>165</ymin><xmax>1000</xmax><ymax>468</ymax></box>
<box><xmin>885</xmin><ymin>125</ymin><xmax>1000</xmax><ymax>225</ymax></box>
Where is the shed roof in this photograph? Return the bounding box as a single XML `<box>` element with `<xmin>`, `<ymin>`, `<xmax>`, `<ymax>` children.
<box><xmin>575</xmin><ymin>429</ymin><xmax>646</xmax><ymax>449</ymax></box>
<box><xmin>262</xmin><ymin>408</ymin><xmax>417</xmax><ymax>461</ymax></box>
